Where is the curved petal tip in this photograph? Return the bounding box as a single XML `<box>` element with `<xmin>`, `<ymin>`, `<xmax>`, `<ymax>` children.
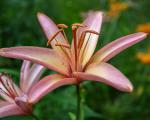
<box><xmin>127</xmin><ymin>84</ymin><xmax>133</xmax><ymax>93</ymax></box>
<box><xmin>37</xmin><ymin>12</ymin><xmax>45</xmax><ymax>18</ymax></box>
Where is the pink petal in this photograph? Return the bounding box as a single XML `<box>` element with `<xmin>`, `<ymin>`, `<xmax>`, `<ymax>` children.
<box><xmin>37</xmin><ymin>12</ymin><xmax>67</xmax><ymax>45</ymax></box>
<box><xmin>73</xmin><ymin>62</ymin><xmax>133</xmax><ymax>92</ymax></box>
<box><xmin>37</xmin><ymin>12</ymin><xmax>71</xmax><ymax>61</ymax></box>
<box><xmin>91</xmin><ymin>32</ymin><xmax>147</xmax><ymax>63</ymax></box>
<box><xmin>0</xmin><ymin>74</ymin><xmax>21</xmax><ymax>103</ymax></box>
<box><xmin>0</xmin><ymin>100</ymin><xmax>10</xmax><ymax>107</ymax></box>
<box><xmin>0</xmin><ymin>46</ymin><xmax>70</xmax><ymax>76</ymax></box>
<box><xmin>0</xmin><ymin>103</ymin><xmax>25</xmax><ymax>118</ymax></box>
<box><xmin>0</xmin><ymin>91</ymin><xmax>14</xmax><ymax>103</ymax></box>
<box><xmin>21</xmin><ymin>63</ymin><xmax>45</xmax><ymax>93</ymax></box>
<box><xmin>20</xmin><ymin>60</ymin><xmax>31</xmax><ymax>90</ymax></box>
<box><xmin>78</xmin><ymin>11</ymin><xmax>103</xmax><ymax>67</ymax></box>
<box><xmin>28</xmin><ymin>74</ymin><xmax>76</xmax><ymax>103</ymax></box>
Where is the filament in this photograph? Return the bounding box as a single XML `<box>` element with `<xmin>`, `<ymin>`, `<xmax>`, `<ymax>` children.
<box><xmin>47</xmin><ymin>29</ymin><xmax>63</xmax><ymax>46</ymax></box>
<box><xmin>0</xmin><ymin>73</ymin><xmax>18</xmax><ymax>99</ymax></box>
<box><xmin>78</xmin><ymin>30</ymin><xmax>99</xmax><ymax>49</ymax></box>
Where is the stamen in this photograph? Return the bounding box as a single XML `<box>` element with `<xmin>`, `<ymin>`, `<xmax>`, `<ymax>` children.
<box><xmin>72</xmin><ymin>23</ymin><xmax>87</xmax><ymax>28</ymax></box>
<box><xmin>83</xmin><ymin>30</ymin><xmax>99</xmax><ymax>35</ymax></box>
<box><xmin>72</xmin><ymin>25</ymin><xmax>77</xmax><ymax>30</ymax></box>
<box><xmin>7</xmin><ymin>76</ymin><xmax>18</xmax><ymax>96</ymax></box>
<box><xmin>0</xmin><ymin>73</ymin><xmax>17</xmax><ymax>99</ymax></box>
<box><xmin>79</xmin><ymin>33</ymin><xmax>92</xmax><ymax>65</ymax></box>
<box><xmin>0</xmin><ymin>74</ymin><xmax>12</xmax><ymax>95</ymax></box>
<box><xmin>72</xmin><ymin>25</ymin><xmax>78</xmax><ymax>70</ymax></box>
<box><xmin>57</xmin><ymin>24</ymin><xmax>68</xmax><ymax>29</ymax></box>
<box><xmin>0</xmin><ymin>88</ymin><xmax>11</xmax><ymax>97</ymax></box>
<box><xmin>52</xmin><ymin>36</ymin><xmax>72</xmax><ymax>64</ymax></box>
<box><xmin>78</xmin><ymin>30</ymin><xmax>99</xmax><ymax>49</ymax></box>
<box><xmin>78</xmin><ymin>32</ymin><xmax>86</xmax><ymax>49</ymax></box>
<box><xmin>55</xmin><ymin>42</ymin><xmax>70</xmax><ymax>48</ymax></box>
<box><xmin>57</xmin><ymin>24</ymin><xmax>69</xmax><ymax>44</ymax></box>
<box><xmin>47</xmin><ymin>29</ymin><xmax>63</xmax><ymax>46</ymax></box>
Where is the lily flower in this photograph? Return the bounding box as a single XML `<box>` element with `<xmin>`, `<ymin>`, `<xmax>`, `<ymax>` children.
<box><xmin>0</xmin><ymin>60</ymin><xmax>76</xmax><ymax>118</ymax></box>
<box><xmin>0</xmin><ymin>12</ymin><xmax>147</xmax><ymax>93</ymax></box>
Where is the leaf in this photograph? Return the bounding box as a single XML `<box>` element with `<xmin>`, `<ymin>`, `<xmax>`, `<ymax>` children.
<box><xmin>68</xmin><ymin>112</ymin><xmax>76</xmax><ymax>120</ymax></box>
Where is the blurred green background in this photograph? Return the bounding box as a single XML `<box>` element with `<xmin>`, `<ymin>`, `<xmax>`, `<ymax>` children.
<box><xmin>0</xmin><ymin>0</ymin><xmax>150</xmax><ymax>120</ymax></box>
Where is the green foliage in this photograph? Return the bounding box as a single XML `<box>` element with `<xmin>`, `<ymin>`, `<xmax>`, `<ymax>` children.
<box><xmin>0</xmin><ymin>0</ymin><xmax>150</xmax><ymax>120</ymax></box>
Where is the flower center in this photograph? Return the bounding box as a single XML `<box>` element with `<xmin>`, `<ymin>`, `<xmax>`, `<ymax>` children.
<box><xmin>0</xmin><ymin>73</ymin><xmax>19</xmax><ymax>99</ymax></box>
<box><xmin>47</xmin><ymin>23</ymin><xmax>99</xmax><ymax>72</ymax></box>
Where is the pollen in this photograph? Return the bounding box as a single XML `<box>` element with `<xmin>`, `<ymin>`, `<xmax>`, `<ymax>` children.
<box><xmin>72</xmin><ymin>23</ymin><xmax>87</xmax><ymax>28</ymax></box>
<box><xmin>57</xmin><ymin>24</ymin><xmax>68</xmax><ymax>29</ymax></box>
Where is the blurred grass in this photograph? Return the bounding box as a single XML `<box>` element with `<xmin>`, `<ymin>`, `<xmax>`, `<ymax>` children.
<box><xmin>0</xmin><ymin>0</ymin><xmax>150</xmax><ymax>120</ymax></box>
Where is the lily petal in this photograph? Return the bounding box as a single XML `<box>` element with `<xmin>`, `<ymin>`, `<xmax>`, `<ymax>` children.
<box><xmin>78</xmin><ymin>11</ymin><xmax>103</xmax><ymax>67</ymax></box>
<box><xmin>73</xmin><ymin>62</ymin><xmax>133</xmax><ymax>92</ymax></box>
<box><xmin>91</xmin><ymin>32</ymin><xmax>147</xmax><ymax>63</ymax></box>
<box><xmin>0</xmin><ymin>92</ymin><xmax>14</xmax><ymax>103</ymax></box>
<box><xmin>37</xmin><ymin>12</ymin><xmax>71</xmax><ymax>61</ymax></box>
<box><xmin>37</xmin><ymin>12</ymin><xmax>67</xmax><ymax>45</ymax></box>
<box><xmin>0</xmin><ymin>100</ymin><xmax>10</xmax><ymax>107</ymax></box>
<box><xmin>0</xmin><ymin>103</ymin><xmax>25</xmax><ymax>118</ymax></box>
<box><xmin>22</xmin><ymin>64</ymin><xmax>45</xmax><ymax>93</ymax></box>
<box><xmin>20</xmin><ymin>60</ymin><xmax>31</xmax><ymax>90</ymax></box>
<box><xmin>0</xmin><ymin>74</ymin><xmax>21</xmax><ymax>103</ymax></box>
<box><xmin>0</xmin><ymin>46</ymin><xmax>70</xmax><ymax>76</ymax></box>
<box><xmin>28</xmin><ymin>74</ymin><xmax>76</xmax><ymax>103</ymax></box>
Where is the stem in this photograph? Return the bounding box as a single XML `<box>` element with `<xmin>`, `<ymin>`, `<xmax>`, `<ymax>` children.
<box><xmin>76</xmin><ymin>84</ymin><xmax>84</xmax><ymax>120</ymax></box>
<box><xmin>31</xmin><ymin>113</ymin><xmax>40</xmax><ymax>120</ymax></box>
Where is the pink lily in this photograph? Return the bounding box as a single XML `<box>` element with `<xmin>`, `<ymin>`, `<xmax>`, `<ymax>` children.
<box><xmin>0</xmin><ymin>11</ymin><xmax>147</xmax><ymax>94</ymax></box>
<box><xmin>0</xmin><ymin>60</ymin><xmax>76</xmax><ymax>118</ymax></box>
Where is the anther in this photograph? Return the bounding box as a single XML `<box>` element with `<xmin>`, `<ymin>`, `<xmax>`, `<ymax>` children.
<box><xmin>55</xmin><ymin>42</ymin><xmax>70</xmax><ymax>48</ymax></box>
<box><xmin>57</xmin><ymin>24</ymin><xmax>68</xmax><ymax>29</ymax></box>
<box><xmin>72</xmin><ymin>25</ymin><xmax>77</xmax><ymax>30</ymax></box>
<box><xmin>72</xmin><ymin>23</ymin><xmax>87</xmax><ymax>28</ymax></box>
<box><xmin>84</xmin><ymin>30</ymin><xmax>99</xmax><ymax>35</ymax></box>
<box><xmin>47</xmin><ymin>29</ymin><xmax>63</xmax><ymax>46</ymax></box>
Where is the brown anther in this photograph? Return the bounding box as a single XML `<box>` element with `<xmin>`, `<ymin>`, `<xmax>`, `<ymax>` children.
<box><xmin>55</xmin><ymin>42</ymin><xmax>70</xmax><ymax>48</ymax></box>
<box><xmin>84</xmin><ymin>30</ymin><xmax>99</xmax><ymax>35</ymax></box>
<box><xmin>47</xmin><ymin>29</ymin><xmax>63</xmax><ymax>46</ymax></box>
<box><xmin>72</xmin><ymin>25</ymin><xmax>77</xmax><ymax>30</ymax></box>
<box><xmin>57</xmin><ymin>24</ymin><xmax>68</xmax><ymax>29</ymax></box>
<box><xmin>72</xmin><ymin>23</ymin><xmax>87</xmax><ymax>28</ymax></box>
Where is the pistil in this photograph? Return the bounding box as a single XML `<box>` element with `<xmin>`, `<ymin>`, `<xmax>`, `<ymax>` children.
<box><xmin>72</xmin><ymin>25</ymin><xmax>78</xmax><ymax>71</ymax></box>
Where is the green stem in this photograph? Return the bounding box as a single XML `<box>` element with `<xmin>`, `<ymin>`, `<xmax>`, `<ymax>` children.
<box><xmin>31</xmin><ymin>113</ymin><xmax>40</xmax><ymax>120</ymax></box>
<box><xmin>76</xmin><ymin>84</ymin><xmax>84</xmax><ymax>120</ymax></box>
